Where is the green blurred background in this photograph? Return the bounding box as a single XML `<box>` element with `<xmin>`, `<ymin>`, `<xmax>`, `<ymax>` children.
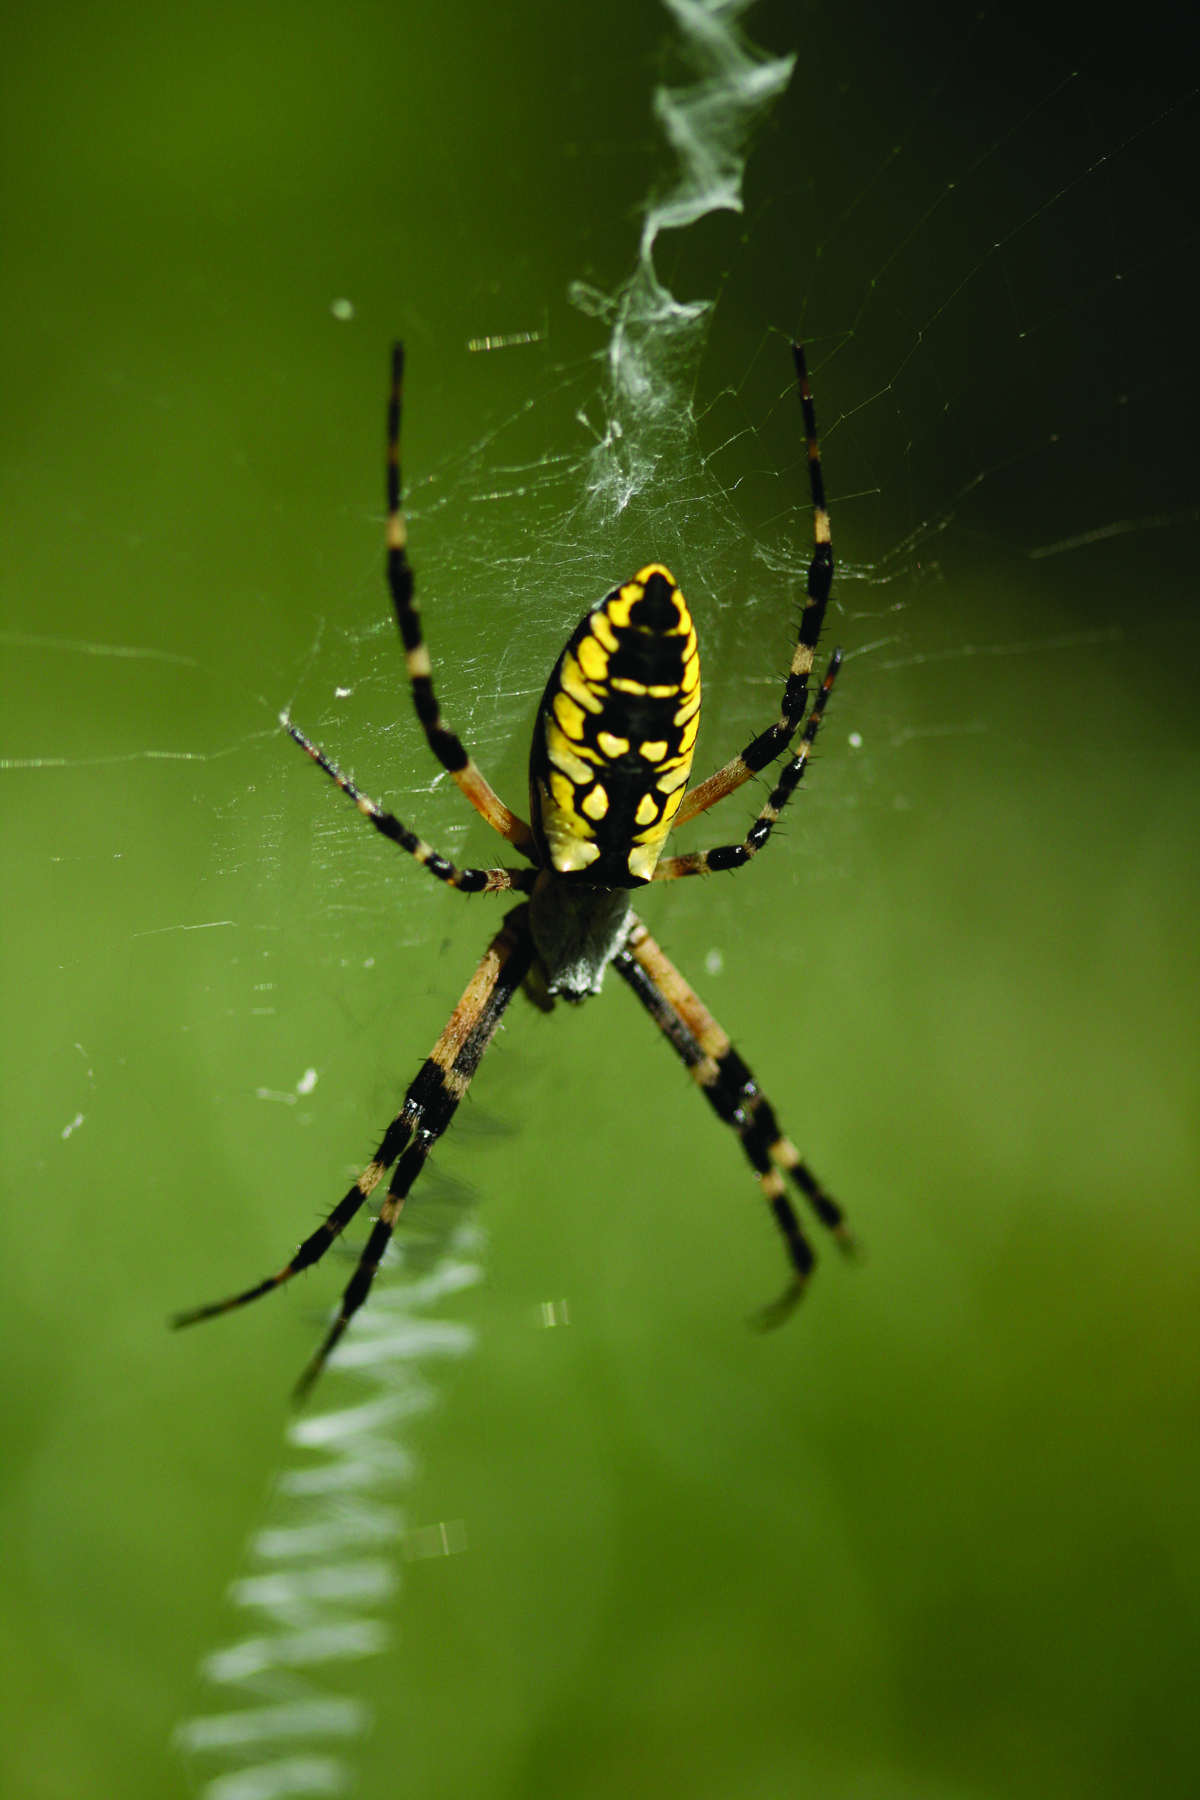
<box><xmin>2</xmin><ymin>1</ymin><xmax>1197</xmax><ymax>1796</ymax></box>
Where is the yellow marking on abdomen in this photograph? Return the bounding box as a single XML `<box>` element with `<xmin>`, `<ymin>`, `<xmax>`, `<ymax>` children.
<box><xmin>546</xmin><ymin>719</ymin><xmax>596</xmax><ymax>786</ymax></box>
<box><xmin>656</xmin><ymin>762</ymin><xmax>690</xmax><ymax>794</ymax></box>
<box><xmin>635</xmin><ymin>792</ymin><xmax>660</xmax><ymax>826</ymax></box>
<box><xmin>639</xmin><ymin>739</ymin><xmax>668</xmax><ymax>760</ymax></box>
<box><xmin>537</xmin><ymin>777</ymin><xmax>601</xmax><ymax>871</ymax></box>
<box><xmin>606</xmin><ymin>588</ymin><xmax>637</xmax><ymax>629</ymax></box>
<box><xmin>578</xmin><ymin>634</ymin><xmax>609</xmax><ymax>681</ymax></box>
<box><xmin>581</xmin><ymin>784</ymin><xmax>609</xmax><ymax>820</ymax></box>
<box><xmin>553</xmin><ymin>690</ymin><xmax>587</xmax><ymax>739</ymax></box>
<box><xmin>561</xmin><ymin>651</ymin><xmax>604</xmax><ymax>713</ymax></box>
<box><xmin>552</xmin><ymin>837</ymin><xmax>600</xmax><ymax>871</ymax></box>
<box><xmin>549</xmin><ymin>769</ymin><xmax>586</xmax><ymax>821</ymax></box>
<box><xmin>598</xmin><ymin>731</ymin><xmax>630</xmax><ymax>758</ymax></box>
<box><xmin>627</xmin><ymin>841</ymin><xmax>662</xmax><ymax>881</ymax></box>
<box><xmin>590</xmin><ymin>612</ymin><xmax>619</xmax><ymax>652</ymax></box>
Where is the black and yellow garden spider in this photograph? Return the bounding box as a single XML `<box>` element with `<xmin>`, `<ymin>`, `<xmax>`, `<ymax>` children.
<box><xmin>175</xmin><ymin>343</ymin><xmax>854</xmax><ymax>1396</ymax></box>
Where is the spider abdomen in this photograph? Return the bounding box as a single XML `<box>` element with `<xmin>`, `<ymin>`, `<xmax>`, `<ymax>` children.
<box><xmin>529</xmin><ymin>564</ymin><xmax>701</xmax><ymax>885</ymax></box>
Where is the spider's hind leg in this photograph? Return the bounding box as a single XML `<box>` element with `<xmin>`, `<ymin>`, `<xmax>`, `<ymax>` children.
<box><xmin>613</xmin><ymin>918</ymin><xmax>856</xmax><ymax>1321</ymax></box>
<box><xmin>171</xmin><ymin>1123</ymin><xmax>411</xmax><ymax>1329</ymax></box>
<box><xmin>174</xmin><ymin>905</ymin><xmax>536</xmax><ymax>1400</ymax></box>
<box><xmin>714</xmin><ymin>1040</ymin><xmax>858</xmax><ymax>1257</ymax></box>
<box><xmin>293</xmin><ymin>903</ymin><xmax>536</xmax><ymax>1398</ymax></box>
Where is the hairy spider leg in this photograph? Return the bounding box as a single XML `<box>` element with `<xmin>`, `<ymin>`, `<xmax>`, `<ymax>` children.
<box><xmin>172</xmin><ymin>1118</ymin><xmax>414</xmax><ymax>1330</ymax></box>
<box><xmin>614</xmin><ymin>919</ymin><xmax>855</xmax><ymax>1324</ymax></box>
<box><xmin>293</xmin><ymin>905</ymin><xmax>536</xmax><ymax>1399</ymax></box>
<box><xmin>173</xmin><ymin>906</ymin><xmax>535</xmax><ymax>1395</ymax></box>
<box><xmin>677</xmin><ymin>341</ymin><xmax>834</xmax><ymax>826</ymax></box>
<box><xmin>283</xmin><ymin>718</ymin><xmax>538</xmax><ymax>895</ymax></box>
<box><xmin>620</xmin><ymin>920</ymin><xmax>855</xmax><ymax>1250</ymax></box>
<box><xmin>387</xmin><ymin>343</ymin><xmax>537</xmax><ymax>858</ymax></box>
<box><xmin>654</xmin><ymin>648</ymin><xmax>841</xmax><ymax>879</ymax></box>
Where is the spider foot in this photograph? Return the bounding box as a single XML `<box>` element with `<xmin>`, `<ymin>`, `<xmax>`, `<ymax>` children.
<box><xmin>833</xmin><ymin>1222</ymin><xmax>865</xmax><ymax>1262</ymax></box>
<box><xmin>750</xmin><ymin>1277</ymin><xmax>809</xmax><ymax>1332</ymax></box>
<box><xmin>292</xmin><ymin>1316</ymin><xmax>349</xmax><ymax>1406</ymax></box>
<box><xmin>171</xmin><ymin>1274</ymin><xmax>282</xmax><ymax>1329</ymax></box>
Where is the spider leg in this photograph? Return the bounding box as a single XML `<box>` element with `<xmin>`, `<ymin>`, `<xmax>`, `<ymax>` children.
<box><xmin>173</xmin><ymin>906</ymin><xmax>535</xmax><ymax>1383</ymax></box>
<box><xmin>654</xmin><ymin>648</ymin><xmax>841</xmax><ymax>880</ymax></box>
<box><xmin>172</xmin><ymin>1110</ymin><xmax>416</xmax><ymax>1329</ymax></box>
<box><xmin>283</xmin><ymin>718</ymin><xmax>538</xmax><ymax>895</ymax></box>
<box><xmin>613</xmin><ymin>917</ymin><xmax>856</xmax><ymax>1324</ymax></box>
<box><xmin>387</xmin><ymin>343</ymin><xmax>537</xmax><ymax>859</ymax></box>
<box><xmin>677</xmin><ymin>342</ymin><xmax>834</xmax><ymax>827</ymax></box>
<box><xmin>293</xmin><ymin>903</ymin><xmax>535</xmax><ymax>1399</ymax></box>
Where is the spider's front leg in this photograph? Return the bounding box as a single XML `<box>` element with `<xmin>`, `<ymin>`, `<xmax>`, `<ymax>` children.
<box><xmin>174</xmin><ymin>905</ymin><xmax>536</xmax><ymax>1398</ymax></box>
<box><xmin>677</xmin><ymin>342</ymin><xmax>835</xmax><ymax>828</ymax></box>
<box><xmin>614</xmin><ymin>917</ymin><xmax>856</xmax><ymax>1322</ymax></box>
<box><xmin>386</xmin><ymin>343</ymin><xmax>536</xmax><ymax>859</ymax></box>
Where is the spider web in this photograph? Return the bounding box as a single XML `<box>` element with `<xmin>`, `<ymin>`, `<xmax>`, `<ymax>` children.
<box><xmin>250</xmin><ymin>0</ymin><xmax>1199</xmax><ymax>980</ymax></box>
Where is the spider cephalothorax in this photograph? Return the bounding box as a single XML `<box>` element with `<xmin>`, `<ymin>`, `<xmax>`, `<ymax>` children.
<box><xmin>175</xmin><ymin>343</ymin><xmax>854</xmax><ymax>1397</ymax></box>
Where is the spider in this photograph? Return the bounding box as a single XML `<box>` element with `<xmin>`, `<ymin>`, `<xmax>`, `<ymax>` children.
<box><xmin>174</xmin><ymin>342</ymin><xmax>854</xmax><ymax>1397</ymax></box>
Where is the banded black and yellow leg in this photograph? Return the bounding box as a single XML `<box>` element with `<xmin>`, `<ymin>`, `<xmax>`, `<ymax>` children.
<box><xmin>173</xmin><ymin>906</ymin><xmax>535</xmax><ymax>1387</ymax></box>
<box><xmin>655</xmin><ymin>648</ymin><xmax>841</xmax><ymax>880</ymax></box>
<box><xmin>677</xmin><ymin>342</ymin><xmax>834</xmax><ymax>827</ymax></box>
<box><xmin>293</xmin><ymin>904</ymin><xmax>536</xmax><ymax>1399</ymax></box>
<box><xmin>283</xmin><ymin>718</ymin><xmax>538</xmax><ymax>895</ymax></box>
<box><xmin>171</xmin><ymin>1105</ymin><xmax>420</xmax><ymax>1330</ymax></box>
<box><xmin>613</xmin><ymin>918</ymin><xmax>855</xmax><ymax>1319</ymax></box>
<box><xmin>387</xmin><ymin>343</ymin><xmax>537</xmax><ymax>859</ymax></box>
